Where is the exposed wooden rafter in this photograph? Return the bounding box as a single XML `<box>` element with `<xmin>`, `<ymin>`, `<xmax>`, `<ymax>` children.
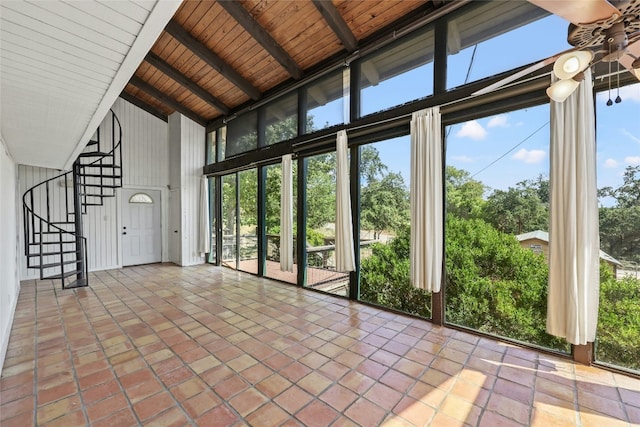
<box><xmin>312</xmin><ymin>0</ymin><xmax>357</xmax><ymax>52</ymax></box>
<box><xmin>144</xmin><ymin>52</ymin><xmax>230</xmax><ymax>115</ymax></box>
<box><xmin>129</xmin><ymin>76</ymin><xmax>206</xmax><ymax>125</ymax></box>
<box><xmin>119</xmin><ymin>91</ymin><xmax>168</xmax><ymax>122</ymax></box>
<box><xmin>217</xmin><ymin>1</ymin><xmax>303</xmax><ymax>80</ymax></box>
<box><xmin>164</xmin><ymin>20</ymin><xmax>261</xmax><ymax>101</ymax></box>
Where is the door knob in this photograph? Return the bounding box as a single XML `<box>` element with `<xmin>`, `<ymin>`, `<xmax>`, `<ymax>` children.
<box><xmin>123</xmin><ymin>232</ymin><xmax>127</xmax><ymax>235</ymax></box>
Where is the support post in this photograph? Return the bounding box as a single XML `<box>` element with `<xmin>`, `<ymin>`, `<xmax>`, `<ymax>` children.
<box><xmin>72</xmin><ymin>161</ymin><xmax>87</xmax><ymax>287</ymax></box>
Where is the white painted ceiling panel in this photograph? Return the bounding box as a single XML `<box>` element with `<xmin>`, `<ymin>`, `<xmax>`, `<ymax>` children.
<box><xmin>0</xmin><ymin>0</ymin><xmax>182</xmax><ymax>169</ymax></box>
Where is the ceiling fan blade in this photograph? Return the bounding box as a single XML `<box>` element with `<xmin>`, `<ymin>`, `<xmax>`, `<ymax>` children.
<box><xmin>527</xmin><ymin>0</ymin><xmax>622</xmax><ymax>25</ymax></box>
<box><xmin>618</xmin><ymin>38</ymin><xmax>640</xmax><ymax>80</ymax></box>
<box><xmin>472</xmin><ymin>48</ymin><xmax>576</xmax><ymax>96</ymax></box>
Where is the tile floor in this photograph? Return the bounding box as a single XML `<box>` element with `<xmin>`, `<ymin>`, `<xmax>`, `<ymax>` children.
<box><xmin>1</xmin><ymin>263</ymin><xmax>639</xmax><ymax>427</ymax></box>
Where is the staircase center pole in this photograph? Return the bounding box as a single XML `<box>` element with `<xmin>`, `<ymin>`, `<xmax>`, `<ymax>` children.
<box><xmin>72</xmin><ymin>160</ymin><xmax>86</xmax><ymax>284</ymax></box>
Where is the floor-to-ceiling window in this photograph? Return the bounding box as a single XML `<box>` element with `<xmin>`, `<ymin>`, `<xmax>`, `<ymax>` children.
<box><xmin>238</xmin><ymin>169</ymin><xmax>258</xmax><ymax>274</ymax></box>
<box><xmin>357</xmin><ymin>136</ymin><xmax>431</xmax><ymax>316</ymax></box>
<box><xmin>594</xmin><ymin>82</ymin><xmax>640</xmax><ymax>373</ymax></box>
<box><xmin>444</xmin><ymin>105</ymin><xmax>569</xmax><ymax>352</ymax></box>
<box><xmin>221</xmin><ymin>173</ymin><xmax>237</xmax><ymax>269</ymax></box>
<box><xmin>264</xmin><ymin>162</ymin><xmax>297</xmax><ymax>284</ymax></box>
<box><xmin>303</xmin><ymin>152</ymin><xmax>349</xmax><ymax>295</ymax></box>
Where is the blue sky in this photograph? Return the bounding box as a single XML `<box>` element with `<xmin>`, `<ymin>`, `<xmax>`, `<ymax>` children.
<box><xmin>314</xmin><ymin>12</ymin><xmax>640</xmax><ymax>204</ymax></box>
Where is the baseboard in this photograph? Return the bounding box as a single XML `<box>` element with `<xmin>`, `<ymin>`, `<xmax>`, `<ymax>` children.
<box><xmin>0</xmin><ymin>282</ymin><xmax>20</xmax><ymax>374</ymax></box>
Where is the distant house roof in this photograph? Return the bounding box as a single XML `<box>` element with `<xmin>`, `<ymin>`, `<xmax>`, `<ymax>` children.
<box><xmin>515</xmin><ymin>230</ymin><xmax>622</xmax><ymax>266</ymax></box>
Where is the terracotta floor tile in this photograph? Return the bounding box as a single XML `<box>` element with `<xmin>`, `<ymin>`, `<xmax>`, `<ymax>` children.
<box><xmin>274</xmin><ymin>385</ymin><xmax>313</xmax><ymax>414</ymax></box>
<box><xmin>393</xmin><ymin>396</ymin><xmax>436</xmax><ymax>426</ymax></box>
<box><xmin>133</xmin><ymin>390</ymin><xmax>176</xmax><ymax>421</ymax></box>
<box><xmin>344</xmin><ymin>397</ymin><xmax>387</xmax><ymax>426</ymax></box>
<box><xmin>295</xmin><ymin>399</ymin><xmax>339</xmax><ymax>427</ymax></box>
<box><xmin>213</xmin><ymin>374</ymin><xmax>249</xmax><ymax>400</ymax></box>
<box><xmin>245</xmin><ymin>401</ymin><xmax>290</xmax><ymax>426</ymax></box>
<box><xmin>319</xmin><ymin>383</ymin><xmax>358</xmax><ymax>412</ymax></box>
<box><xmin>3</xmin><ymin>265</ymin><xmax>640</xmax><ymax>427</ymax></box>
<box><xmin>364</xmin><ymin>382</ymin><xmax>403</xmax><ymax>411</ymax></box>
<box><xmin>37</xmin><ymin>395</ymin><xmax>82</xmax><ymax>425</ymax></box>
<box><xmin>255</xmin><ymin>373</ymin><xmax>292</xmax><ymax>398</ymax></box>
<box><xmin>182</xmin><ymin>389</ymin><xmax>221</xmax><ymax>419</ymax></box>
<box><xmin>228</xmin><ymin>387</ymin><xmax>269</xmax><ymax>417</ymax></box>
<box><xmin>196</xmin><ymin>404</ymin><xmax>240</xmax><ymax>427</ymax></box>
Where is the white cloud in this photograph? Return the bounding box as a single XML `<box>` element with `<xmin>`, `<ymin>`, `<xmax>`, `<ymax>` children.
<box><xmin>452</xmin><ymin>155</ymin><xmax>473</xmax><ymax>163</ymax></box>
<box><xmin>487</xmin><ymin>115</ymin><xmax>509</xmax><ymax>128</ymax></box>
<box><xmin>456</xmin><ymin>120</ymin><xmax>487</xmax><ymax>140</ymax></box>
<box><xmin>603</xmin><ymin>158</ymin><xmax>618</xmax><ymax>168</ymax></box>
<box><xmin>512</xmin><ymin>148</ymin><xmax>546</xmax><ymax>164</ymax></box>
<box><xmin>625</xmin><ymin>156</ymin><xmax>640</xmax><ymax>166</ymax></box>
<box><xmin>620</xmin><ymin>129</ymin><xmax>640</xmax><ymax>145</ymax></box>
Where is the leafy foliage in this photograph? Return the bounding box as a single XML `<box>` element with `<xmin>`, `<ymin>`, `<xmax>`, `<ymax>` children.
<box><xmin>597</xmin><ymin>263</ymin><xmax>640</xmax><ymax>370</ymax></box>
<box><xmin>360</xmin><ymin>226</ymin><xmax>431</xmax><ymax>318</ymax></box>
<box><xmin>360</xmin><ymin>172</ymin><xmax>409</xmax><ymax>239</ymax></box>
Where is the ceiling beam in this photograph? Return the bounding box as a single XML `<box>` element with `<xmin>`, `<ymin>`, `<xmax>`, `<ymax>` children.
<box><xmin>119</xmin><ymin>91</ymin><xmax>168</xmax><ymax>122</ymax></box>
<box><xmin>312</xmin><ymin>0</ymin><xmax>357</xmax><ymax>52</ymax></box>
<box><xmin>129</xmin><ymin>76</ymin><xmax>207</xmax><ymax>125</ymax></box>
<box><xmin>164</xmin><ymin>20</ymin><xmax>261</xmax><ymax>101</ymax></box>
<box><xmin>217</xmin><ymin>1</ymin><xmax>303</xmax><ymax>80</ymax></box>
<box><xmin>144</xmin><ymin>52</ymin><xmax>230</xmax><ymax>115</ymax></box>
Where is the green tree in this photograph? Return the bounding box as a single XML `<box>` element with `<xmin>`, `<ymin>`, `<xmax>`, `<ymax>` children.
<box><xmin>360</xmin><ymin>225</ymin><xmax>431</xmax><ymax>318</ymax></box>
<box><xmin>360</xmin><ymin>172</ymin><xmax>409</xmax><ymax>239</ymax></box>
<box><xmin>597</xmin><ymin>262</ymin><xmax>640</xmax><ymax>370</ymax></box>
<box><xmin>445</xmin><ymin>216</ymin><xmax>566</xmax><ymax>349</ymax></box>
<box><xmin>445</xmin><ymin>166</ymin><xmax>486</xmax><ymax>219</ymax></box>
<box><xmin>598</xmin><ymin>165</ymin><xmax>640</xmax><ymax>263</ymax></box>
<box><xmin>481</xmin><ymin>180</ymin><xmax>548</xmax><ymax>235</ymax></box>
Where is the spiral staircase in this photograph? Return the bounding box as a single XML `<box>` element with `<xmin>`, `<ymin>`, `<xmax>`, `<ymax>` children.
<box><xmin>23</xmin><ymin>110</ymin><xmax>122</xmax><ymax>289</ymax></box>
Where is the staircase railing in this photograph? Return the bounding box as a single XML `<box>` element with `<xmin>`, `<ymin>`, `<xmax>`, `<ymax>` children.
<box><xmin>23</xmin><ymin>110</ymin><xmax>122</xmax><ymax>289</ymax></box>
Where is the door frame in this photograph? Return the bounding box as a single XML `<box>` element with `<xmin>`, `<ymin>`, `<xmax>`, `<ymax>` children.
<box><xmin>117</xmin><ymin>185</ymin><xmax>169</xmax><ymax>268</ymax></box>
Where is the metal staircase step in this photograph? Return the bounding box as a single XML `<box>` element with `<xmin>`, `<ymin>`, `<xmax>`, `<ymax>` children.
<box><xmin>49</xmin><ymin>221</ymin><xmax>74</xmax><ymax>225</ymax></box>
<box><xmin>66</xmin><ymin>278</ymin><xmax>88</xmax><ymax>288</ymax></box>
<box><xmin>45</xmin><ymin>270</ymin><xmax>80</xmax><ymax>280</ymax></box>
<box><xmin>29</xmin><ymin>241</ymin><xmax>76</xmax><ymax>246</ymax></box>
<box><xmin>81</xmin><ymin>183</ymin><xmax>121</xmax><ymax>189</ymax></box>
<box><xmin>39</xmin><ymin>259</ymin><xmax>83</xmax><ymax>269</ymax></box>
<box><xmin>35</xmin><ymin>230</ymin><xmax>75</xmax><ymax>235</ymax></box>
<box><xmin>82</xmin><ymin>164</ymin><xmax>121</xmax><ymax>169</ymax></box>
<box><xmin>28</xmin><ymin>250</ymin><xmax>80</xmax><ymax>257</ymax></box>
<box><xmin>78</xmin><ymin>173</ymin><xmax>121</xmax><ymax>179</ymax></box>
<box><xmin>86</xmin><ymin>140</ymin><xmax>99</xmax><ymax>146</ymax></box>
<box><xmin>78</xmin><ymin>151</ymin><xmax>111</xmax><ymax>158</ymax></box>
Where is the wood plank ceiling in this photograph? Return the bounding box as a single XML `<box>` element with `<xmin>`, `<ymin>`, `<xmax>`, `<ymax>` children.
<box><xmin>122</xmin><ymin>0</ymin><xmax>438</xmax><ymax>126</ymax></box>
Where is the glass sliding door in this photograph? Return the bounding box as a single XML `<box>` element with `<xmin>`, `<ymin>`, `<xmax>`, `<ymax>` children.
<box><xmin>304</xmin><ymin>152</ymin><xmax>349</xmax><ymax>295</ymax></box>
<box><xmin>221</xmin><ymin>173</ymin><xmax>237</xmax><ymax>269</ymax></box>
<box><xmin>238</xmin><ymin>169</ymin><xmax>258</xmax><ymax>274</ymax></box>
<box><xmin>264</xmin><ymin>163</ymin><xmax>297</xmax><ymax>283</ymax></box>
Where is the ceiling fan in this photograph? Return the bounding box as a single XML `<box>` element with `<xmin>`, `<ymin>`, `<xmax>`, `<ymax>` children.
<box><xmin>474</xmin><ymin>0</ymin><xmax>640</xmax><ymax>102</ymax></box>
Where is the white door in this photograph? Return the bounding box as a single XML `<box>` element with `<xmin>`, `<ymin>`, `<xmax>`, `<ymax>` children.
<box><xmin>122</xmin><ymin>189</ymin><xmax>162</xmax><ymax>266</ymax></box>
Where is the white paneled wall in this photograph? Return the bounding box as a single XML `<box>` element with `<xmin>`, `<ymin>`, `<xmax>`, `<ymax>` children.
<box><xmin>1</xmin><ymin>137</ymin><xmax>19</xmax><ymax>369</ymax></box>
<box><xmin>168</xmin><ymin>113</ymin><xmax>206</xmax><ymax>266</ymax></box>
<box><xmin>18</xmin><ymin>97</ymin><xmax>169</xmax><ymax>279</ymax></box>
<box><xmin>112</xmin><ymin>97</ymin><xmax>169</xmax><ymax>188</ymax></box>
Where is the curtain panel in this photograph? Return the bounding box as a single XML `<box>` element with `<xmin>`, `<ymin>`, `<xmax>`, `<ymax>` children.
<box><xmin>336</xmin><ymin>130</ymin><xmax>355</xmax><ymax>272</ymax></box>
<box><xmin>547</xmin><ymin>68</ymin><xmax>600</xmax><ymax>345</ymax></box>
<box><xmin>410</xmin><ymin>107</ymin><xmax>443</xmax><ymax>292</ymax></box>
<box><xmin>199</xmin><ymin>175</ymin><xmax>211</xmax><ymax>257</ymax></box>
<box><xmin>280</xmin><ymin>154</ymin><xmax>294</xmax><ymax>272</ymax></box>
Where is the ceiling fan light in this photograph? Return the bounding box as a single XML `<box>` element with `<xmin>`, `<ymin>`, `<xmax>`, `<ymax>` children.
<box><xmin>547</xmin><ymin>79</ymin><xmax>580</xmax><ymax>102</ymax></box>
<box><xmin>553</xmin><ymin>51</ymin><xmax>593</xmax><ymax>80</ymax></box>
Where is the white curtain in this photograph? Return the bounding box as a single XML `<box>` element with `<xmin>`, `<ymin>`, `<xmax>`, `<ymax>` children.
<box><xmin>547</xmin><ymin>68</ymin><xmax>600</xmax><ymax>345</ymax></box>
<box><xmin>198</xmin><ymin>175</ymin><xmax>211</xmax><ymax>257</ymax></box>
<box><xmin>335</xmin><ymin>130</ymin><xmax>355</xmax><ymax>272</ymax></box>
<box><xmin>410</xmin><ymin>107</ymin><xmax>443</xmax><ymax>292</ymax></box>
<box><xmin>280</xmin><ymin>154</ymin><xmax>294</xmax><ymax>272</ymax></box>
